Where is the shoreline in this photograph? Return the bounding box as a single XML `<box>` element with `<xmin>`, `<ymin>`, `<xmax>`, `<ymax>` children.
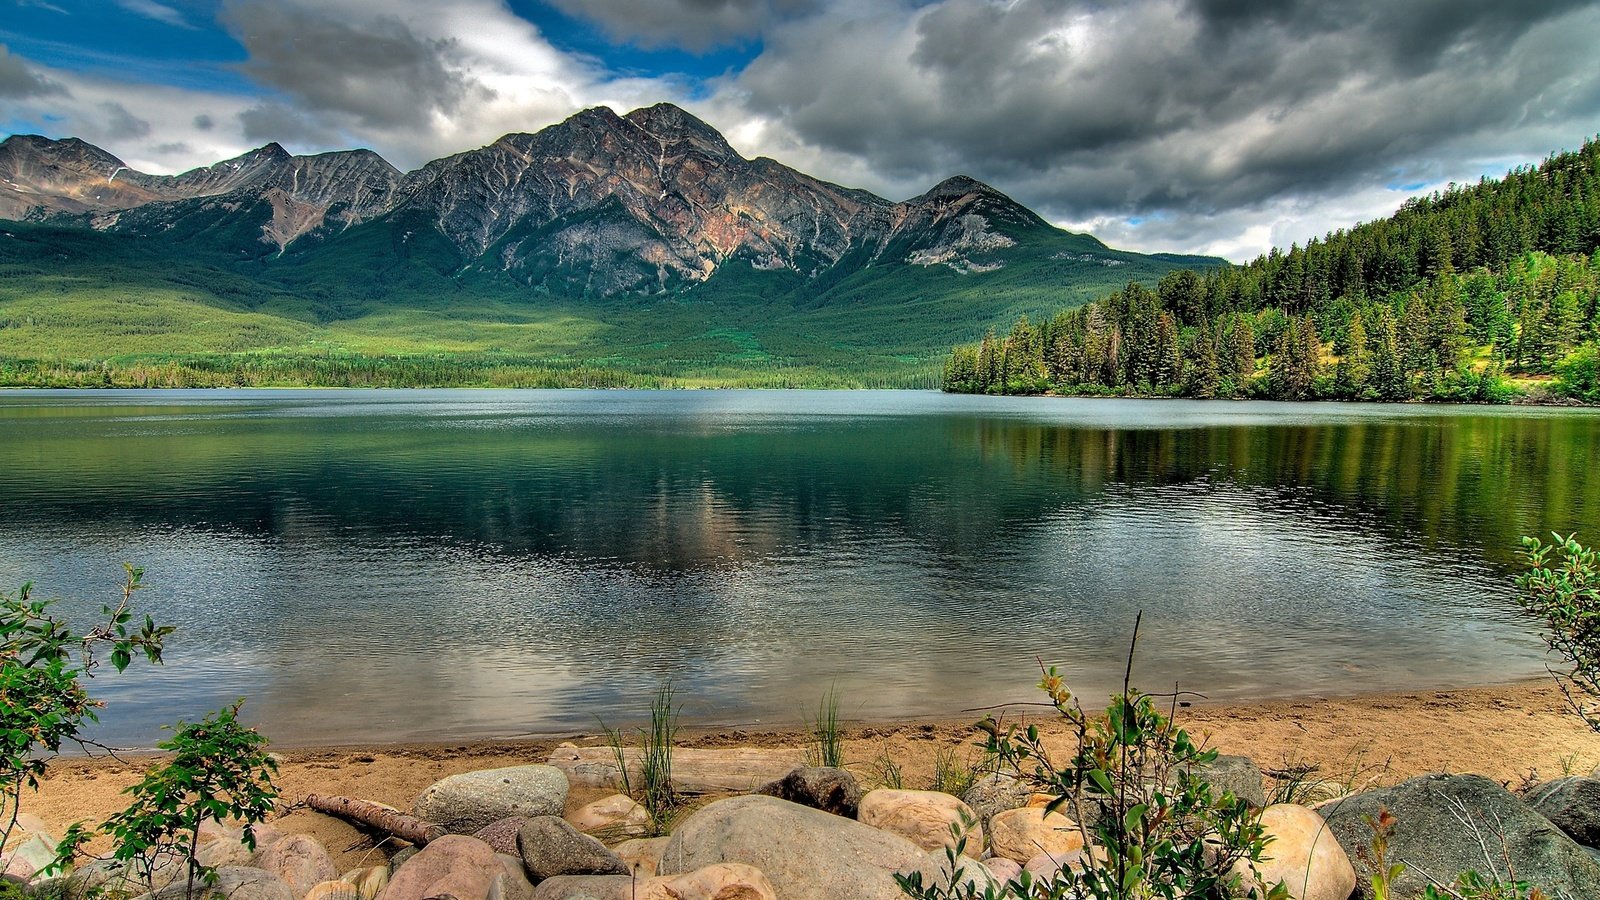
<box><xmin>24</xmin><ymin>678</ymin><xmax>1600</xmax><ymax>873</ymax></box>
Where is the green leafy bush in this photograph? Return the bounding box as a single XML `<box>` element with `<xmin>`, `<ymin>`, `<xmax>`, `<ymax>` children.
<box><xmin>1515</xmin><ymin>534</ymin><xmax>1600</xmax><ymax>731</ymax></box>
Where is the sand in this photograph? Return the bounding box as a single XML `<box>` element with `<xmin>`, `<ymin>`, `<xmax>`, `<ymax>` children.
<box><xmin>18</xmin><ymin>678</ymin><xmax>1600</xmax><ymax>874</ymax></box>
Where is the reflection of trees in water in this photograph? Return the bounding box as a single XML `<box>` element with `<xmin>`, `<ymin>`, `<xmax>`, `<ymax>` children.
<box><xmin>3</xmin><ymin>409</ymin><xmax>1597</xmax><ymax>574</ymax></box>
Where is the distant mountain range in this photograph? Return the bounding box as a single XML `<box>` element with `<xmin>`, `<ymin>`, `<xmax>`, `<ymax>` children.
<box><xmin>0</xmin><ymin>103</ymin><xmax>1220</xmax><ymax>386</ymax></box>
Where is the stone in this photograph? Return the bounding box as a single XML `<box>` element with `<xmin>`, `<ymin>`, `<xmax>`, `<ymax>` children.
<box><xmin>517</xmin><ymin>816</ymin><xmax>628</xmax><ymax>881</ymax></box>
<box><xmin>961</xmin><ymin>774</ymin><xmax>1031</xmax><ymax>832</ymax></box>
<box><xmin>1525</xmin><ymin>776</ymin><xmax>1600</xmax><ymax>847</ymax></box>
<box><xmin>566</xmin><ymin>795</ymin><xmax>647</xmax><ymax>837</ymax></box>
<box><xmin>1319</xmin><ymin>773</ymin><xmax>1600</xmax><ymax>899</ymax></box>
<box><xmin>473</xmin><ymin>818</ymin><xmax>532</xmax><ymax>855</ymax></box>
<box><xmin>529</xmin><ymin>863</ymin><xmax>776</xmax><ymax>900</ymax></box>
<box><xmin>981</xmin><ymin>856</ymin><xmax>1022</xmax><ymax>884</ymax></box>
<box><xmin>547</xmin><ymin>746</ymin><xmax>805</xmax><ymax>794</ymax></box>
<box><xmin>415</xmin><ymin>766</ymin><xmax>570</xmax><ymax>835</ymax></box>
<box><xmin>302</xmin><ymin>881</ymin><xmax>358</xmax><ymax>900</ymax></box>
<box><xmin>754</xmin><ymin>767</ymin><xmax>862</xmax><ymax>819</ymax></box>
<box><xmin>252</xmin><ymin>834</ymin><xmax>338</xmax><ymax>899</ymax></box>
<box><xmin>658</xmin><ymin>794</ymin><xmax>993</xmax><ymax>900</ymax></box>
<box><xmin>987</xmin><ymin>807</ymin><xmax>1084</xmax><ymax>864</ymax></box>
<box><xmin>493</xmin><ymin>853</ymin><xmax>535</xmax><ymax>900</ymax></box>
<box><xmin>377</xmin><ymin>835</ymin><xmax>501</xmax><ymax>900</ymax></box>
<box><xmin>611</xmin><ymin>837</ymin><xmax>670</xmax><ymax>877</ymax></box>
<box><xmin>387</xmin><ymin>848</ymin><xmax>418</xmax><ymax>871</ymax></box>
<box><xmin>857</xmin><ymin>789</ymin><xmax>981</xmax><ymax>853</ymax></box>
<box><xmin>148</xmin><ymin>866</ymin><xmax>295</xmax><ymax>900</ymax></box>
<box><xmin>338</xmin><ymin>866</ymin><xmax>389</xmax><ymax>900</ymax></box>
<box><xmin>1246</xmin><ymin>804</ymin><xmax>1356</xmax><ymax>900</ymax></box>
<box><xmin>1192</xmin><ymin>754</ymin><xmax>1268</xmax><ymax>809</ymax></box>
<box><xmin>1</xmin><ymin>834</ymin><xmax>58</xmax><ymax>880</ymax></box>
<box><xmin>195</xmin><ymin>827</ymin><xmax>256</xmax><ymax>870</ymax></box>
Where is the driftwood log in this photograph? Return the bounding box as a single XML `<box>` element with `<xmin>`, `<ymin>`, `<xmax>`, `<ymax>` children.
<box><xmin>306</xmin><ymin>793</ymin><xmax>447</xmax><ymax>846</ymax></box>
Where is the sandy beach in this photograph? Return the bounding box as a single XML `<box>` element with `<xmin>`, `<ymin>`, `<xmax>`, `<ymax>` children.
<box><xmin>16</xmin><ymin>677</ymin><xmax>1600</xmax><ymax>875</ymax></box>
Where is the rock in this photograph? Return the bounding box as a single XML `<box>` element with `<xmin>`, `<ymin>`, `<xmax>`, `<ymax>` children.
<box><xmin>377</xmin><ymin>835</ymin><xmax>501</xmax><ymax>900</ymax></box>
<box><xmin>566</xmin><ymin>796</ymin><xmax>647</xmax><ymax>837</ymax></box>
<box><xmin>858</xmin><ymin>789</ymin><xmax>980</xmax><ymax>853</ymax></box>
<box><xmin>1</xmin><ymin>834</ymin><xmax>58</xmax><ymax>880</ymax></box>
<box><xmin>1192</xmin><ymin>754</ymin><xmax>1268</xmax><ymax>809</ymax></box>
<box><xmin>981</xmin><ymin>856</ymin><xmax>1021</xmax><ymax>883</ymax></box>
<box><xmin>961</xmin><ymin>774</ymin><xmax>1032</xmax><ymax>832</ymax></box>
<box><xmin>415</xmin><ymin>766</ymin><xmax>570</xmax><ymax>835</ymax></box>
<box><xmin>493</xmin><ymin>853</ymin><xmax>535</xmax><ymax>900</ymax></box>
<box><xmin>148</xmin><ymin>866</ymin><xmax>295</xmax><ymax>900</ymax></box>
<box><xmin>387</xmin><ymin>848</ymin><xmax>418</xmax><ymax>872</ymax></box>
<box><xmin>302</xmin><ymin>882</ymin><xmax>358</xmax><ymax>900</ymax></box>
<box><xmin>755</xmin><ymin>767</ymin><xmax>862</xmax><ymax>819</ymax></box>
<box><xmin>337</xmin><ymin>867</ymin><xmax>389</xmax><ymax>900</ymax></box>
<box><xmin>195</xmin><ymin>827</ymin><xmax>256</xmax><ymax>871</ymax></box>
<box><xmin>517</xmin><ymin>817</ymin><xmax>628</xmax><ymax>881</ymax></box>
<box><xmin>547</xmin><ymin>745</ymin><xmax>805</xmax><ymax>794</ymax></box>
<box><xmin>529</xmin><ymin>863</ymin><xmax>776</xmax><ymax>900</ymax></box>
<box><xmin>1246</xmin><ymin>804</ymin><xmax>1356</xmax><ymax>900</ymax></box>
<box><xmin>611</xmin><ymin>837</ymin><xmax>670</xmax><ymax>877</ymax></box>
<box><xmin>251</xmin><ymin>835</ymin><xmax>336</xmax><ymax>899</ymax></box>
<box><xmin>473</xmin><ymin>818</ymin><xmax>532</xmax><ymax>855</ymax></box>
<box><xmin>659</xmin><ymin>795</ymin><xmax>993</xmax><ymax>900</ymax></box>
<box><xmin>1319</xmin><ymin>773</ymin><xmax>1600</xmax><ymax>899</ymax></box>
<box><xmin>987</xmin><ymin>807</ymin><xmax>1084</xmax><ymax>864</ymax></box>
<box><xmin>1525</xmin><ymin>776</ymin><xmax>1600</xmax><ymax>847</ymax></box>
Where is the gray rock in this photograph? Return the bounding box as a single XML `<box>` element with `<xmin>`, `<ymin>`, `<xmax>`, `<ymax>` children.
<box><xmin>1526</xmin><ymin>777</ymin><xmax>1600</xmax><ymax>847</ymax></box>
<box><xmin>414</xmin><ymin>766</ymin><xmax>569</xmax><ymax>835</ymax></box>
<box><xmin>961</xmin><ymin>773</ymin><xmax>1032</xmax><ymax>831</ymax></box>
<box><xmin>146</xmin><ymin>866</ymin><xmax>295</xmax><ymax>900</ymax></box>
<box><xmin>658</xmin><ymin>794</ymin><xmax>993</xmax><ymax>900</ymax></box>
<box><xmin>1319</xmin><ymin>773</ymin><xmax>1600</xmax><ymax>899</ymax></box>
<box><xmin>472</xmin><ymin>818</ymin><xmax>531</xmax><ymax>856</ymax></box>
<box><xmin>1192</xmin><ymin>754</ymin><xmax>1267</xmax><ymax>809</ymax></box>
<box><xmin>516</xmin><ymin>818</ymin><xmax>627</xmax><ymax>882</ymax></box>
<box><xmin>387</xmin><ymin>848</ymin><xmax>418</xmax><ymax>872</ymax></box>
<box><xmin>491</xmin><ymin>854</ymin><xmax>534</xmax><ymax>900</ymax></box>
<box><xmin>251</xmin><ymin>834</ymin><xmax>336</xmax><ymax>898</ymax></box>
<box><xmin>755</xmin><ymin>766</ymin><xmax>863</xmax><ymax>818</ymax></box>
<box><xmin>526</xmin><ymin>875</ymin><xmax>631</xmax><ymax>900</ymax></box>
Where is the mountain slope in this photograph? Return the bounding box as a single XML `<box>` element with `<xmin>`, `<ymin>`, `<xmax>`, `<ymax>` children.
<box><xmin>0</xmin><ymin>104</ymin><xmax>1220</xmax><ymax>386</ymax></box>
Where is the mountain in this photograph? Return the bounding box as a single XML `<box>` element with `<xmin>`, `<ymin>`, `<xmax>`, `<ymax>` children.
<box><xmin>0</xmin><ymin>103</ymin><xmax>1221</xmax><ymax>387</ymax></box>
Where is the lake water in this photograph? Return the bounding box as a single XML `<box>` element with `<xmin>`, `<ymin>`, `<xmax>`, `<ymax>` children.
<box><xmin>1</xmin><ymin>389</ymin><xmax>1596</xmax><ymax>748</ymax></box>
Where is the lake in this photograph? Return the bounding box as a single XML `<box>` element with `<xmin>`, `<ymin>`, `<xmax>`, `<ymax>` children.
<box><xmin>1</xmin><ymin>389</ymin><xmax>1595</xmax><ymax>748</ymax></box>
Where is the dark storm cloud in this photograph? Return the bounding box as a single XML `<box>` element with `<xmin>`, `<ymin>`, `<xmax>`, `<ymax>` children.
<box><xmin>100</xmin><ymin>100</ymin><xmax>151</xmax><ymax>139</ymax></box>
<box><xmin>731</xmin><ymin>0</ymin><xmax>1600</xmax><ymax>234</ymax></box>
<box><xmin>545</xmin><ymin>0</ymin><xmax>823</xmax><ymax>50</ymax></box>
<box><xmin>0</xmin><ymin>44</ymin><xmax>65</xmax><ymax>98</ymax></box>
<box><xmin>220</xmin><ymin>1</ymin><xmax>492</xmax><ymax>132</ymax></box>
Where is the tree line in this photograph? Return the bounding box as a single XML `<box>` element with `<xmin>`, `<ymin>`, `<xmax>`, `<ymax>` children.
<box><xmin>945</xmin><ymin>137</ymin><xmax>1600</xmax><ymax>402</ymax></box>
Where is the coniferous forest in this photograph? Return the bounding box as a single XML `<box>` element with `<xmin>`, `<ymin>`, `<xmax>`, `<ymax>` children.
<box><xmin>942</xmin><ymin>138</ymin><xmax>1600</xmax><ymax>403</ymax></box>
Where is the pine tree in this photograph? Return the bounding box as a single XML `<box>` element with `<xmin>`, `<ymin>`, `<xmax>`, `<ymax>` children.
<box><xmin>1335</xmin><ymin>311</ymin><xmax>1372</xmax><ymax>398</ymax></box>
<box><xmin>1224</xmin><ymin>314</ymin><xmax>1256</xmax><ymax>397</ymax></box>
<box><xmin>1369</xmin><ymin>307</ymin><xmax>1409</xmax><ymax>400</ymax></box>
<box><xmin>1189</xmin><ymin>322</ymin><xmax>1220</xmax><ymax>399</ymax></box>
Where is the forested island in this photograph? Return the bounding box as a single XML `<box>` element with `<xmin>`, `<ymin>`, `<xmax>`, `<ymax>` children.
<box><xmin>942</xmin><ymin>139</ymin><xmax>1600</xmax><ymax>403</ymax></box>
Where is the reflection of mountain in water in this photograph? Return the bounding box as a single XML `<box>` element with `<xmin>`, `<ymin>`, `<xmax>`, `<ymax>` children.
<box><xmin>5</xmin><ymin>400</ymin><xmax>1597</xmax><ymax>574</ymax></box>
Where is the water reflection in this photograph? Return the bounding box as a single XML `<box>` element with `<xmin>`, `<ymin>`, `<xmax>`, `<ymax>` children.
<box><xmin>0</xmin><ymin>390</ymin><xmax>1594</xmax><ymax>746</ymax></box>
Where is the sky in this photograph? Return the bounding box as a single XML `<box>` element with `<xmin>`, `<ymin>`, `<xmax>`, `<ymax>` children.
<box><xmin>2</xmin><ymin>0</ymin><xmax>1598</xmax><ymax>262</ymax></box>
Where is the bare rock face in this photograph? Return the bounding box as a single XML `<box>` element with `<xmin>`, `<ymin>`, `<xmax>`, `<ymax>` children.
<box><xmin>0</xmin><ymin>104</ymin><xmax>1058</xmax><ymax>297</ymax></box>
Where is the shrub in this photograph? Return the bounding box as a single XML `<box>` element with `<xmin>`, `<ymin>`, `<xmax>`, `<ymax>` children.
<box><xmin>1515</xmin><ymin>534</ymin><xmax>1600</xmax><ymax>731</ymax></box>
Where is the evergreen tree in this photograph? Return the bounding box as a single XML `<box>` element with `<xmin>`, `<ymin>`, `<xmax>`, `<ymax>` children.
<box><xmin>1334</xmin><ymin>311</ymin><xmax>1372</xmax><ymax>398</ymax></box>
<box><xmin>1369</xmin><ymin>307</ymin><xmax>1409</xmax><ymax>400</ymax></box>
<box><xmin>1188</xmin><ymin>322</ymin><xmax>1220</xmax><ymax>399</ymax></box>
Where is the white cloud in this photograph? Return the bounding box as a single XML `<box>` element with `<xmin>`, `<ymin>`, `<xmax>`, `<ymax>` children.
<box><xmin>114</xmin><ymin>0</ymin><xmax>196</xmax><ymax>29</ymax></box>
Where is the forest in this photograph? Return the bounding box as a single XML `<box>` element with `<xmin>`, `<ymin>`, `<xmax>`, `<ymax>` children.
<box><xmin>943</xmin><ymin>138</ymin><xmax>1600</xmax><ymax>403</ymax></box>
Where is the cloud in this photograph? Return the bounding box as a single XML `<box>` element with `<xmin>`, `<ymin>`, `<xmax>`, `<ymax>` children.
<box><xmin>543</xmin><ymin>0</ymin><xmax>823</xmax><ymax>51</ymax></box>
<box><xmin>0</xmin><ymin>43</ymin><xmax>65</xmax><ymax>98</ymax></box>
<box><xmin>115</xmin><ymin>0</ymin><xmax>196</xmax><ymax>29</ymax></box>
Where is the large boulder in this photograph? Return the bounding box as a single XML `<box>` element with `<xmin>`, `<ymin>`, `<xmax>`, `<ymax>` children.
<box><xmin>547</xmin><ymin>746</ymin><xmax>805</xmax><ymax>794</ymax></box>
<box><xmin>566</xmin><ymin>795</ymin><xmax>647</xmax><ymax>837</ymax></box>
<box><xmin>517</xmin><ymin>817</ymin><xmax>628</xmax><ymax>881</ymax></box>
<box><xmin>473</xmin><ymin>818</ymin><xmax>531</xmax><ymax>856</ymax></box>
<box><xmin>857</xmin><ymin>789</ymin><xmax>980</xmax><ymax>853</ymax></box>
<box><xmin>755</xmin><ymin>767</ymin><xmax>863</xmax><ymax>819</ymax></box>
<box><xmin>611</xmin><ymin>837</ymin><xmax>670</xmax><ymax>877</ymax></box>
<box><xmin>658</xmin><ymin>795</ymin><xmax>993</xmax><ymax>900</ymax></box>
<box><xmin>148</xmin><ymin>866</ymin><xmax>295</xmax><ymax>900</ymax></box>
<box><xmin>377</xmin><ymin>834</ymin><xmax>501</xmax><ymax>900</ymax></box>
<box><xmin>961</xmin><ymin>774</ymin><xmax>1031</xmax><ymax>832</ymax></box>
<box><xmin>530</xmin><ymin>863</ymin><xmax>776</xmax><ymax>899</ymax></box>
<box><xmin>494</xmin><ymin>853</ymin><xmax>535</xmax><ymax>900</ymax></box>
<box><xmin>1192</xmin><ymin>754</ymin><xmax>1268</xmax><ymax>809</ymax></box>
<box><xmin>1247</xmin><ymin>804</ymin><xmax>1356</xmax><ymax>900</ymax></box>
<box><xmin>987</xmin><ymin>807</ymin><xmax>1083</xmax><ymax>864</ymax></box>
<box><xmin>1319</xmin><ymin>773</ymin><xmax>1600</xmax><ymax>899</ymax></box>
<box><xmin>337</xmin><ymin>867</ymin><xmax>389</xmax><ymax>900</ymax></box>
<box><xmin>1525</xmin><ymin>777</ymin><xmax>1600</xmax><ymax>847</ymax></box>
<box><xmin>414</xmin><ymin>766</ymin><xmax>569</xmax><ymax>834</ymax></box>
<box><xmin>302</xmin><ymin>882</ymin><xmax>358</xmax><ymax>900</ymax></box>
<box><xmin>252</xmin><ymin>834</ymin><xmax>337</xmax><ymax>899</ymax></box>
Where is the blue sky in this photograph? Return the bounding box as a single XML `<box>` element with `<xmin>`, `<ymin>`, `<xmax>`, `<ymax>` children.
<box><xmin>3</xmin><ymin>0</ymin><xmax>1598</xmax><ymax>261</ymax></box>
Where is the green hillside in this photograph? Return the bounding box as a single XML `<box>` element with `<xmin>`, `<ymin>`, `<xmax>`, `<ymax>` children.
<box><xmin>0</xmin><ymin>214</ymin><xmax>1214</xmax><ymax>388</ymax></box>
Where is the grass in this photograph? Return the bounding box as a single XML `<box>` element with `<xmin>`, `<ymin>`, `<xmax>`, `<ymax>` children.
<box><xmin>0</xmin><ymin>215</ymin><xmax>1215</xmax><ymax>388</ymax></box>
<box><xmin>805</xmin><ymin>686</ymin><xmax>845</xmax><ymax>769</ymax></box>
<box><xmin>600</xmin><ymin>681</ymin><xmax>681</xmax><ymax>837</ymax></box>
